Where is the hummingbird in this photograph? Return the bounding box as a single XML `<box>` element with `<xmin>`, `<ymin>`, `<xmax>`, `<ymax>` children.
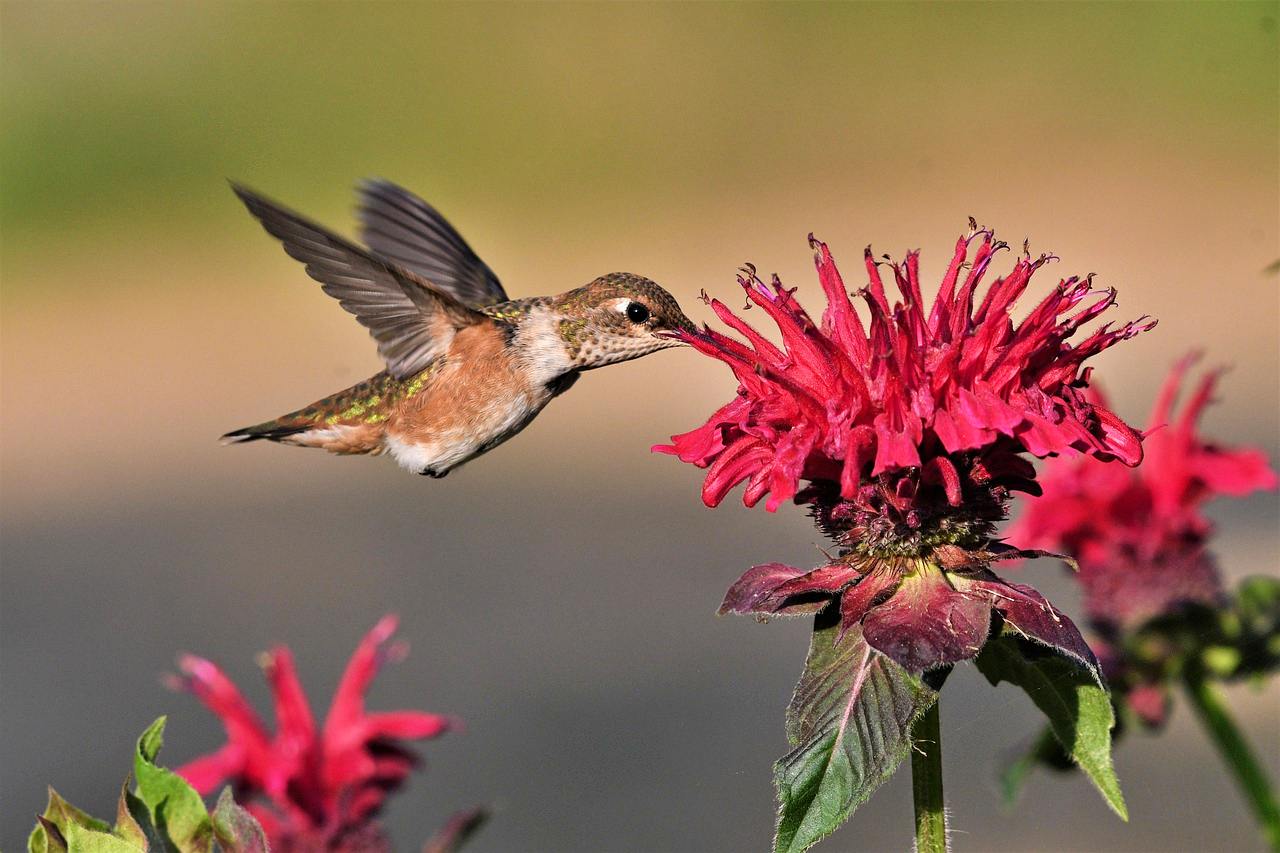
<box><xmin>222</xmin><ymin>180</ymin><xmax>695</xmax><ymax>477</ymax></box>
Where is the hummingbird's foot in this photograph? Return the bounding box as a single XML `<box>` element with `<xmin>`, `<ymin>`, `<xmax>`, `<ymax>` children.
<box><xmin>420</xmin><ymin>468</ymin><xmax>448</xmax><ymax>479</ymax></box>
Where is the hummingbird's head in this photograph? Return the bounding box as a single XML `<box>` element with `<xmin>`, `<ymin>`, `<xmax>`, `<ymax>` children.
<box><xmin>554</xmin><ymin>273</ymin><xmax>695</xmax><ymax>369</ymax></box>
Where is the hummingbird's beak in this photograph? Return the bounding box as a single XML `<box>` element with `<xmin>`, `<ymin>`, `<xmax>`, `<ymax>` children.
<box><xmin>667</xmin><ymin>312</ymin><xmax>700</xmax><ymax>340</ymax></box>
<box><xmin>656</xmin><ymin>326</ymin><xmax>695</xmax><ymax>345</ymax></box>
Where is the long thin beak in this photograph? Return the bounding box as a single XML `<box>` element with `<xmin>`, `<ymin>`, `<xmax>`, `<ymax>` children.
<box><xmin>656</xmin><ymin>328</ymin><xmax>694</xmax><ymax>344</ymax></box>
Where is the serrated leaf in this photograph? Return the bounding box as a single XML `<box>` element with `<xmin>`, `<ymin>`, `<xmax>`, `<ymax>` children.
<box><xmin>773</xmin><ymin>619</ymin><xmax>937</xmax><ymax>853</ymax></box>
<box><xmin>976</xmin><ymin>634</ymin><xmax>1127</xmax><ymax>820</ymax></box>
<box><xmin>210</xmin><ymin>788</ymin><xmax>268</xmax><ymax>853</ymax></box>
<box><xmin>132</xmin><ymin>717</ymin><xmax>214</xmax><ymax>853</ymax></box>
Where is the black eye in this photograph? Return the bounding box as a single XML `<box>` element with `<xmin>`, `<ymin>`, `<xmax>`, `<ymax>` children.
<box><xmin>625</xmin><ymin>302</ymin><xmax>650</xmax><ymax>324</ymax></box>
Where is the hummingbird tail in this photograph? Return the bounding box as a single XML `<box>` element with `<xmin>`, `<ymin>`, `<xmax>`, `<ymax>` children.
<box><xmin>220</xmin><ymin>418</ymin><xmax>385</xmax><ymax>455</ymax></box>
<box><xmin>222</xmin><ymin>373</ymin><xmax>400</xmax><ymax>454</ymax></box>
<box><xmin>219</xmin><ymin>421</ymin><xmax>311</xmax><ymax>445</ymax></box>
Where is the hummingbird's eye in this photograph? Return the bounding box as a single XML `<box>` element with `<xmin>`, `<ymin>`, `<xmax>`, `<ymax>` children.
<box><xmin>625</xmin><ymin>302</ymin><xmax>651</xmax><ymax>324</ymax></box>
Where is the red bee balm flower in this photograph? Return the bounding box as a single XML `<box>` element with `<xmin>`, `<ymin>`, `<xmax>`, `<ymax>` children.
<box><xmin>656</xmin><ymin>227</ymin><xmax>1153</xmax><ymax>674</ymax></box>
<box><xmin>655</xmin><ymin>227</ymin><xmax>1151</xmax><ymax>849</ymax></box>
<box><xmin>993</xmin><ymin>361</ymin><xmax>1280</xmax><ymax>853</ymax></box>
<box><xmin>170</xmin><ymin>616</ymin><xmax>452</xmax><ymax>852</ymax></box>
<box><xmin>1008</xmin><ymin>357</ymin><xmax>1278</xmax><ymax>633</ymax></box>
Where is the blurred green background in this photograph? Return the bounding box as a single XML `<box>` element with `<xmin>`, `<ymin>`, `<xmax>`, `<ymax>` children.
<box><xmin>3</xmin><ymin>2</ymin><xmax>1277</xmax><ymax>850</ymax></box>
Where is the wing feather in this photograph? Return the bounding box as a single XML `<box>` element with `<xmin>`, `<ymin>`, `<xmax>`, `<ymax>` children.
<box><xmin>232</xmin><ymin>183</ymin><xmax>489</xmax><ymax>378</ymax></box>
<box><xmin>357</xmin><ymin>179</ymin><xmax>508</xmax><ymax>307</ymax></box>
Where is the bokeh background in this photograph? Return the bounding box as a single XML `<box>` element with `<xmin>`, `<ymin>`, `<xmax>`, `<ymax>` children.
<box><xmin>3</xmin><ymin>2</ymin><xmax>1277</xmax><ymax>850</ymax></box>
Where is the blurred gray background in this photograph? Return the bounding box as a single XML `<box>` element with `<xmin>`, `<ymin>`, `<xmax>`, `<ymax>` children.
<box><xmin>3</xmin><ymin>2</ymin><xmax>1277</xmax><ymax>850</ymax></box>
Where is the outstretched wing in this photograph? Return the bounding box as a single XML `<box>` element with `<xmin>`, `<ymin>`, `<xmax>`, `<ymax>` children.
<box><xmin>233</xmin><ymin>183</ymin><xmax>490</xmax><ymax>379</ymax></box>
<box><xmin>357</xmin><ymin>179</ymin><xmax>508</xmax><ymax>307</ymax></box>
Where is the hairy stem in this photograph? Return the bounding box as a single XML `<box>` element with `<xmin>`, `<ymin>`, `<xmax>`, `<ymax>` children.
<box><xmin>1183</xmin><ymin>672</ymin><xmax>1280</xmax><ymax>852</ymax></box>
<box><xmin>911</xmin><ymin>699</ymin><xmax>947</xmax><ymax>853</ymax></box>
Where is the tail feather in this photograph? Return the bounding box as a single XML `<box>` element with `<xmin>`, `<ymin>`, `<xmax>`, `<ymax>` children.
<box><xmin>219</xmin><ymin>421</ymin><xmax>311</xmax><ymax>445</ymax></box>
<box><xmin>221</xmin><ymin>373</ymin><xmax>397</xmax><ymax>454</ymax></box>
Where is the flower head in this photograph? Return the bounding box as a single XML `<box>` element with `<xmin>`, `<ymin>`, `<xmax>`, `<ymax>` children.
<box><xmin>1006</xmin><ymin>358</ymin><xmax>1278</xmax><ymax>727</ymax></box>
<box><xmin>657</xmin><ymin>227</ymin><xmax>1153</xmax><ymax>674</ymax></box>
<box><xmin>1007</xmin><ymin>357</ymin><xmax>1278</xmax><ymax>633</ymax></box>
<box><xmin>658</xmin><ymin>227</ymin><xmax>1152</xmax><ymax>524</ymax></box>
<box><xmin>170</xmin><ymin>615</ymin><xmax>452</xmax><ymax>852</ymax></box>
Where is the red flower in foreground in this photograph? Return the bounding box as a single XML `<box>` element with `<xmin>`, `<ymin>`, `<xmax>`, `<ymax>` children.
<box><xmin>1006</xmin><ymin>358</ymin><xmax>1278</xmax><ymax>726</ymax></box>
<box><xmin>656</xmin><ymin>227</ymin><xmax>1153</xmax><ymax>673</ymax></box>
<box><xmin>170</xmin><ymin>616</ymin><xmax>453</xmax><ymax>852</ymax></box>
<box><xmin>1008</xmin><ymin>356</ymin><xmax>1277</xmax><ymax>632</ymax></box>
<box><xmin>659</xmin><ymin>227</ymin><xmax>1151</xmax><ymax>518</ymax></box>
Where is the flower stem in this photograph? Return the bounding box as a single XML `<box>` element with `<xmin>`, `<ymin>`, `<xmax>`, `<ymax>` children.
<box><xmin>911</xmin><ymin>699</ymin><xmax>947</xmax><ymax>853</ymax></box>
<box><xmin>1182</xmin><ymin>672</ymin><xmax>1280</xmax><ymax>851</ymax></box>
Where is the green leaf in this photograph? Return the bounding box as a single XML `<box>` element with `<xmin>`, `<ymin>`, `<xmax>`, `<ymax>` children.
<box><xmin>31</xmin><ymin>817</ymin><xmax>68</xmax><ymax>853</ymax></box>
<box><xmin>976</xmin><ymin>634</ymin><xmax>1128</xmax><ymax>820</ymax></box>
<box><xmin>62</xmin><ymin>820</ymin><xmax>146</xmax><ymax>853</ymax></box>
<box><xmin>210</xmin><ymin>788</ymin><xmax>269</xmax><ymax>853</ymax></box>
<box><xmin>47</xmin><ymin>787</ymin><xmax>114</xmax><ymax>834</ymax></box>
<box><xmin>113</xmin><ymin>782</ymin><xmax>151</xmax><ymax>850</ymax></box>
<box><xmin>132</xmin><ymin>717</ymin><xmax>214</xmax><ymax>853</ymax></box>
<box><xmin>122</xmin><ymin>788</ymin><xmax>162</xmax><ymax>851</ymax></box>
<box><xmin>28</xmin><ymin>785</ymin><xmax>150</xmax><ymax>853</ymax></box>
<box><xmin>30</xmin><ymin>788</ymin><xmax>113</xmax><ymax>853</ymax></box>
<box><xmin>774</xmin><ymin>619</ymin><xmax>937</xmax><ymax>853</ymax></box>
<box><xmin>999</xmin><ymin>725</ymin><xmax>1074</xmax><ymax>807</ymax></box>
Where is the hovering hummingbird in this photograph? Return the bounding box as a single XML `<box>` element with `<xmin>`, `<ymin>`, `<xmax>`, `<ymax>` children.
<box><xmin>222</xmin><ymin>180</ymin><xmax>694</xmax><ymax>477</ymax></box>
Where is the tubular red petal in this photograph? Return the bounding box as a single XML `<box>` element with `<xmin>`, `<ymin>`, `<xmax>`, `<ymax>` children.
<box><xmin>922</xmin><ymin>456</ymin><xmax>963</xmax><ymax>506</ymax></box>
<box><xmin>175</xmin><ymin>743</ymin><xmax>246</xmax><ymax>795</ymax></box>
<box><xmin>175</xmin><ymin>655</ymin><xmax>273</xmax><ymax>764</ymax></box>
<box><xmin>1091</xmin><ymin>404</ymin><xmax>1144</xmax><ymax>465</ymax></box>
<box><xmin>1149</xmin><ymin>351</ymin><xmax>1200</xmax><ymax>431</ymax></box>
<box><xmin>262</xmin><ymin>647</ymin><xmax>316</xmax><ymax>747</ymax></box>
<box><xmin>325</xmin><ymin>615</ymin><xmax>399</xmax><ymax>740</ymax></box>
<box><xmin>862</xmin><ymin>246</ymin><xmax>892</xmax><ymax>316</ymax></box>
<box><xmin>361</xmin><ymin>711</ymin><xmax>452</xmax><ymax>741</ymax></box>
<box><xmin>812</xmin><ymin>237</ymin><xmax>870</xmax><ymax>363</ymax></box>
<box><xmin>701</xmin><ymin>437</ymin><xmax>771</xmax><ymax>508</ymax></box>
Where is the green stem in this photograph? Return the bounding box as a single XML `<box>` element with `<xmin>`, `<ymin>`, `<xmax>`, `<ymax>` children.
<box><xmin>1183</xmin><ymin>672</ymin><xmax>1280</xmax><ymax>852</ymax></box>
<box><xmin>911</xmin><ymin>699</ymin><xmax>947</xmax><ymax>853</ymax></box>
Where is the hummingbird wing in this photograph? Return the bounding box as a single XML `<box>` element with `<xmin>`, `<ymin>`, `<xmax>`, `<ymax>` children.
<box><xmin>233</xmin><ymin>183</ymin><xmax>491</xmax><ymax>379</ymax></box>
<box><xmin>356</xmin><ymin>179</ymin><xmax>509</xmax><ymax>308</ymax></box>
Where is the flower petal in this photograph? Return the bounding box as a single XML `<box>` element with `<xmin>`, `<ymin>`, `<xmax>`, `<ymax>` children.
<box><xmin>718</xmin><ymin>562</ymin><xmax>852</xmax><ymax>616</ymax></box>
<box><xmin>837</xmin><ymin>566</ymin><xmax>903</xmax><ymax>639</ymax></box>
<box><xmin>861</xmin><ymin>565</ymin><xmax>992</xmax><ymax>672</ymax></box>
<box><xmin>261</xmin><ymin>647</ymin><xmax>316</xmax><ymax>747</ymax></box>
<box><xmin>965</xmin><ymin>574</ymin><xmax>1098</xmax><ymax>671</ymax></box>
<box><xmin>324</xmin><ymin>615</ymin><xmax>401</xmax><ymax>741</ymax></box>
<box><xmin>175</xmin><ymin>743</ymin><xmax>246</xmax><ymax>795</ymax></box>
<box><xmin>172</xmin><ymin>654</ymin><xmax>273</xmax><ymax>775</ymax></box>
<box><xmin>361</xmin><ymin>711</ymin><xmax>451</xmax><ymax>741</ymax></box>
<box><xmin>656</xmin><ymin>230</ymin><xmax>1151</xmax><ymax>515</ymax></box>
